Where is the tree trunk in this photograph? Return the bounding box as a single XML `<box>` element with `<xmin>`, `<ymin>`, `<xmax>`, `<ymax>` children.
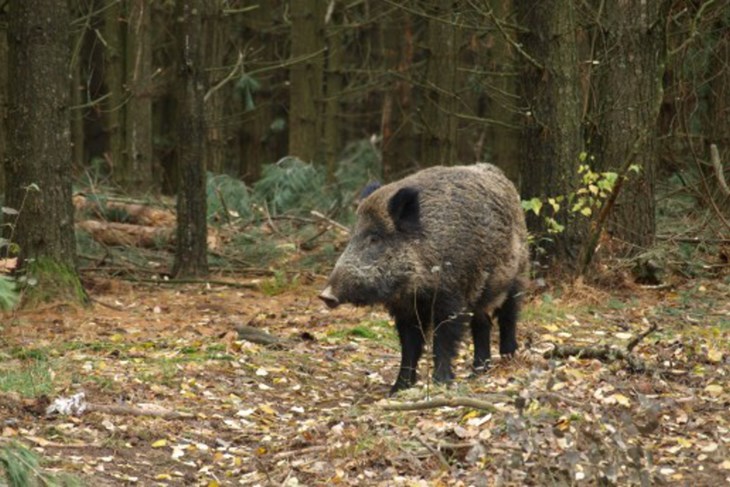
<box><xmin>124</xmin><ymin>0</ymin><xmax>154</xmax><ymax>193</ymax></box>
<box><xmin>288</xmin><ymin>0</ymin><xmax>325</xmax><ymax>164</ymax></box>
<box><xmin>0</xmin><ymin>18</ymin><xmax>7</xmax><ymax>192</ymax></box>
<box><xmin>420</xmin><ymin>0</ymin><xmax>459</xmax><ymax>168</ymax></box>
<box><xmin>592</xmin><ymin>0</ymin><xmax>668</xmax><ymax>254</ymax></box>
<box><xmin>515</xmin><ymin>0</ymin><xmax>586</xmax><ymax>272</ymax></box>
<box><xmin>380</xmin><ymin>8</ymin><xmax>417</xmax><ymax>180</ymax></box>
<box><xmin>4</xmin><ymin>0</ymin><xmax>84</xmax><ymax>303</ymax></box>
<box><xmin>203</xmin><ymin>4</ymin><xmax>231</xmax><ymax>175</ymax></box>
<box><xmin>172</xmin><ymin>1</ymin><xmax>209</xmax><ymax>278</ymax></box>
<box><xmin>104</xmin><ymin>0</ymin><xmax>126</xmax><ymax>182</ymax></box>
<box><xmin>483</xmin><ymin>0</ymin><xmax>519</xmax><ymax>180</ymax></box>
<box><xmin>323</xmin><ymin>5</ymin><xmax>344</xmax><ymax>183</ymax></box>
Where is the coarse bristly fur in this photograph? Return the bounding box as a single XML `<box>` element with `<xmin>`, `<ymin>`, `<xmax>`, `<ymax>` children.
<box><xmin>319</xmin><ymin>163</ymin><xmax>529</xmax><ymax>394</ymax></box>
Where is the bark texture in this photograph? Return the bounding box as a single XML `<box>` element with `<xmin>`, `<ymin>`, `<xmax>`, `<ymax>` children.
<box><xmin>515</xmin><ymin>0</ymin><xmax>586</xmax><ymax>269</ymax></box>
<box><xmin>172</xmin><ymin>1</ymin><xmax>209</xmax><ymax>278</ymax></box>
<box><xmin>288</xmin><ymin>0</ymin><xmax>325</xmax><ymax>163</ymax></box>
<box><xmin>5</xmin><ymin>0</ymin><xmax>77</xmax><ymax>268</ymax></box>
<box><xmin>592</xmin><ymin>0</ymin><xmax>668</xmax><ymax>254</ymax></box>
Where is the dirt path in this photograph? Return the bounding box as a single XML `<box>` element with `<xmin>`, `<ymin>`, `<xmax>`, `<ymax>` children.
<box><xmin>1</xmin><ymin>275</ymin><xmax>728</xmax><ymax>485</ymax></box>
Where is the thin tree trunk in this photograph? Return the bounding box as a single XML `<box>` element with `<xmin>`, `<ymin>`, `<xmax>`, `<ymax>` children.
<box><xmin>172</xmin><ymin>1</ymin><xmax>209</xmax><ymax>278</ymax></box>
<box><xmin>380</xmin><ymin>8</ymin><xmax>416</xmax><ymax>180</ymax></box>
<box><xmin>124</xmin><ymin>0</ymin><xmax>154</xmax><ymax>192</ymax></box>
<box><xmin>104</xmin><ymin>0</ymin><xmax>126</xmax><ymax>182</ymax></box>
<box><xmin>288</xmin><ymin>0</ymin><xmax>325</xmax><ymax>164</ymax></box>
<box><xmin>203</xmin><ymin>3</ymin><xmax>227</xmax><ymax>174</ymax></box>
<box><xmin>323</xmin><ymin>6</ymin><xmax>344</xmax><ymax>183</ymax></box>
<box><xmin>420</xmin><ymin>0</ymin><xmax>459</xmax><ymax>168</ymax></box>
<box><xmin>0</xmin><ymin>19</ymin><xmax>7</xmax><ymax>191</ymax></box>
<box><xmin>5</xmin><ymin>0</ymin><xmax>84</xmax><ymax>303</ymax></box>
<box><xmin>515</xmin><ymin>0</ymin><xmax>586</xmax><ymax>272</ymax></box>
<box><xmin>484</xmin><ymin>0</ymin><xmax>519</xmax><ymax>180</ymax></box>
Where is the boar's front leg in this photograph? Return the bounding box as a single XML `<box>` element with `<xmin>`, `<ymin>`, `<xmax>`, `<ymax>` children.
<box><xmin>390</xmin><ymin>314</ymin><xmax>425</xmax><ymax>395</ymax></box>
<box><xmin>432</xmin><ymin>305</ymin><xmax>466</xmax><ymax>385</ymax></box>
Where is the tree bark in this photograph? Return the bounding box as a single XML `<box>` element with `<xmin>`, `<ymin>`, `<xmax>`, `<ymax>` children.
<box><xmin>323</xmin><ymin>5</ymin><xmax>344</xmax><ymax>183</ymax></box>
<box><xmin>124</xmin><ymin>0</ymin><xmax>154</xmax><ymax>192</ymax></box>
<box><xmin>380</xmin><ymin>7</ymin><xmax>417</xmax><ymax>180</ymax></box>
<box><xmin>515</xmin><ymin>0</ymin><xmax>586</xmax><ymax>271</ymax></box>
<box><xmin>104</xmin><ymin>0</ymin><xmax>126</xmax><ymax>182</ymax></box>
<box><xmin>5</xmin><ymin>0</ymin><xmax>84</xmax><ymax>303</ymax></box>
<box><xmin>591</xmin><ymin>0</ymin><xmax>668</xmax><ymax>255</ymax></box>
<box><xmin>0</xmin><ymin>17</ymin><xmax>7</xmax><ymax>192</ymax></box>
<box><xmin>288</xmin><ymin>0</ymin><xmax>325</xmax><ymax>164</ymax></box>
<box><xmin>420</xmin><ymin>0</ymin><xmax>459</xmax><ymax>168</ymax></box>
<box><xmin>172</xmin><ymin>1</ymin><xmax>209</xmax><ymax>278</ymax></box>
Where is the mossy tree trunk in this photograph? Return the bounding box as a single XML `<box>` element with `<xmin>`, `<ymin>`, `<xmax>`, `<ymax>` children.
<box><xmin>288</xmin><ymin>0</ymin><xmax>325</xmax><ymax>164</ymax></box>
<box><xmin>420</xmin><ymin>0</ymin><xmax>459</xmax><ymax>168</ymax></box>
<box><xmin>515</xmin><ymin>0</ymin><xmax>586</xmax><ymax>272</ymax></box>
<box><xmin>124</xmin><ymin>0</ymin><xmax>154</xmax><ymax>193</ymax></box>
<box><xmin>172</xmin><ymin>1</ymin><xmax>209</xmax><ymax>278</ymax></box>
<box><xmin>4</xmin><ymin>0</ymin><xmax>84</xmax><ymax>303</ymax></box>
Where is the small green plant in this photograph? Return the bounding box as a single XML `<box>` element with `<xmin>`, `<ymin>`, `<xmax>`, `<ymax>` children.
<box><xmin>0</xmin><ymin>441</ymin><xmax>82</xmax><ymax>487</ymax></box>
<box><xmin>260</xmin><ymin>270</ymin><xmax>298</xmax><ymax>296</ymax></box>
<box><xmin>521</xmin><ymin>153</ymin><xmax>640</xmax><ymax>267</ymax></box>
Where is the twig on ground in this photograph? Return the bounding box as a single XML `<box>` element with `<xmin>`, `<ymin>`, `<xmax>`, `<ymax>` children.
<box><xmin>235</xmin><ymin>324</ymin><xmax>292</xmax><ymax>348</ymax></box>
<box><xmin>416</xmin><ymin>435</ymin><xmax>451</xmax><ymax>473</ymax></box>
<box><xmin>89</xmin><ymin>297</ymin><xmax>125</xmax><ymax>311</ymax></box>
<box><xmin>626</xmin><ymin>322</ymin><xmax>659</xmax><ymax>352</ymax></box>
<box><xmin>270</xmin><ymin>445</ymin><xmax>328</xmax><ymax>461</ymax></box>
<box><xmin>382</xmin><ymin>395</ymin><xmax>511</xmax><ymax>413</ymax></box>
<box><xmin>544</xmin><ymin>322</ymin><xmax>658</xmax><ymax>373</ymax></box>
<box><xmin>121</xmin><ymin>277</ymin><xmax>259</xmax><ymax>289</ymax></box>
<box><xmin>86</xmin><ymin>403</ymin><xmax>195</xmax><ymax>420</ymax></box>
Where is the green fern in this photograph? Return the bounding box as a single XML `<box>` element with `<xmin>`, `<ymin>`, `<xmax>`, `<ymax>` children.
<box><xmin>253</xmin><ymin>157</ymin><xmax>332</xmax><ymax>215</ymax></box>
<box><xmin>0</xmin><ymin>276</ymin><xmax>18</xmax><ymax>311</ymax></box>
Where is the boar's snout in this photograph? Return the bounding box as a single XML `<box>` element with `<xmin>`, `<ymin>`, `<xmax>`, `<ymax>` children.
<box><xmin>319</xmin><ymin>285</ymin><xmax>340</xmax><ymax>309</ymax></box>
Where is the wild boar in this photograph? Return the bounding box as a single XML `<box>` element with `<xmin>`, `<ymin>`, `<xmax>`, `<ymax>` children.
<box><xmin>319</xmin><ymin>163</ymin><xmax>529</xmax><ymax>394</ymax></box>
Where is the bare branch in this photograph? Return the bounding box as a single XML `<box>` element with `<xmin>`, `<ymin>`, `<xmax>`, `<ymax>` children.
<box><xmin>710</xmin><ymin>144</ymin><xmax>729</xmax><ymax>196</ymax></box>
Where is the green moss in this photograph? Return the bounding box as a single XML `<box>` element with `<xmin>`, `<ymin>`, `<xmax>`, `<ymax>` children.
<box><xmin>20</xmin><ymin>257</ymin><xmax>87</xmax><ymax>307</ymax></box>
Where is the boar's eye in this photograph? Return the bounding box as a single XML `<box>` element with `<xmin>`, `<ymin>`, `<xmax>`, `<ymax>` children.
<box><xmin>367</xmin><ymin>233</ymin><xmax>382</xmax><ymax>245</ymax></box>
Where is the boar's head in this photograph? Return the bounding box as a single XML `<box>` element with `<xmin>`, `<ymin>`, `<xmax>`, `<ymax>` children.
<box><xmin>319</xmin><ymin>186</ymin><xmax>422</xmax><ymax>309</ymax></box>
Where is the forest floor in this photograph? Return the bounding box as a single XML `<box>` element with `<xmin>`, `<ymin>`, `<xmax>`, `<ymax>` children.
<box><xmin>1</xmin><ymin>270</ymin><xmax>729</xmax><ymax>486</ymax></box>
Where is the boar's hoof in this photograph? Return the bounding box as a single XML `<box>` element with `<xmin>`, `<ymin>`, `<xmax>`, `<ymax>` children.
<box><xmin>318</xmin><ymin>286</ymin><xmax>340</xmax><ymax>308</ymax></box>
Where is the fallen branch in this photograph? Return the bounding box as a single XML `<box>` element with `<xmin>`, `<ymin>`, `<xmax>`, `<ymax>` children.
<box><xmin>626</xmin><ymin>322</ymin><xmax>659</xmax><ymax>352</ymax></box>
<box><xmin>121</xmin><ymin>277</ymin><xmax>259</xmax><ymax>289</ymax></box>
<box><xmin>544</xmin><ymin>322</ymin><xmax>657</xmax><ymax>373</ymax></box>
<box><xmin>86</xmin><ymin>403</ymin><xmax>195</xmax><ymax>420</ymax></box>
<box><xmin>416</xmin><ymin>435</ymin><xmax>451</xmax><ymax>472</ymax></box>
<box><xmin>235</xmin><ymin>324</ymin><xmax>292</xmax><ymax>348</ymax></box>
<box><xmin>382</xmin><ymin>394</ymin><xmax>511</xmax><ymax>413</ymax></box>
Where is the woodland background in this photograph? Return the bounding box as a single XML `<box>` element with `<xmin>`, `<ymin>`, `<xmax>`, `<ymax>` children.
<box><xmin>0</xmin><ymin>0</ymin><xmax>728</xmax><ymax>286</ymax></box>
<box><xmin>0</xmin><ymin>1</ymin><xmax>728</xmax><ymax>485</ymax></box>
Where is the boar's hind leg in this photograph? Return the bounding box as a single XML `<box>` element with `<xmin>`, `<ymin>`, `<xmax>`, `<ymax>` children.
<box><xmin>390</xmin><ymin>315</ymin><xmax>425</xmax><ymax>394</ymax></box>
<box><xmin>496</xmin><ymin>281</ymin><xmax>522</xmax><ymax>356</ymax></box>
<box><xmin>470</xmin><ymin>308</ymin><xmax>493</xmax><ymax>373</ymax></box>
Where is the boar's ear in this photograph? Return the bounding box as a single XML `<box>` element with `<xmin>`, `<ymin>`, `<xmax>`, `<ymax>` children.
<box><xmin>388</xmin><ymin>187</ymin><xmax>420</xmax><ymax>232</ymax></box>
